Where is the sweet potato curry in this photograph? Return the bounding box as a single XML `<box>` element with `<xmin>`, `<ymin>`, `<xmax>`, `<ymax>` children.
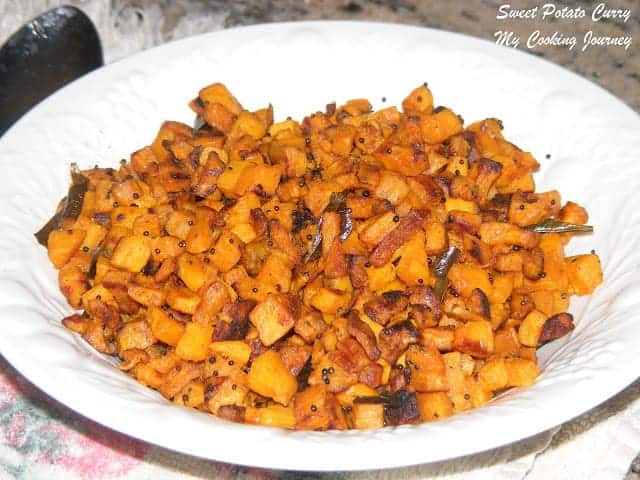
<box><xmin>36</xmin><ymin>83</ymin><xmax>603</xmax><ymax>430</ymax></box>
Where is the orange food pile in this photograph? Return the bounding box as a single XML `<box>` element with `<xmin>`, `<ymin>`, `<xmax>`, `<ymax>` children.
<box><xmin>40</xmin><ymin>83</ymin><xmax>602</xmax><ymax>430</ymax></box>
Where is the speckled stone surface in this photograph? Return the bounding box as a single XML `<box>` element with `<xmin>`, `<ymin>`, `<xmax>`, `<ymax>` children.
<box><xmin>2</xmin><ymin>0</ymin><xmax>637</xmax><ymax>111</ymax></box>
<box><xmin>0</xmin><ymin>1</ymin><xmax>638</xmax><ymax>479</ymax></box>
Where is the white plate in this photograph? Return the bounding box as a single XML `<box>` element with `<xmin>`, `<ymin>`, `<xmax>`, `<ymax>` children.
<box><xmin>0</xmin><ymin>21</ymin><xmax>639</xmax><ymax>471</ymax></box>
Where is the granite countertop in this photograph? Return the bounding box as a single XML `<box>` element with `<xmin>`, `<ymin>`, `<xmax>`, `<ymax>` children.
<box><xmin>2</xmin><ymin>0</ymin><xmax>636</xmax><ymax>111</ymax></box>
<box><xmin>0</xmin><ymin>1</ymin><xmax>638</xmax><ymax>479</ymax></box>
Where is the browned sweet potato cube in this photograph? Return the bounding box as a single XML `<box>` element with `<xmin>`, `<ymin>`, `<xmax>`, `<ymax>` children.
<box><xmin>566</xmin><ymin>254</ymin><xmax>603</xmax><ymax>295</ymax></box>
<box><xmin>110</xmin><ymin>235</ymin><xmax>151</xmax><ymax>273</ymax></box>
<box><xmin>147</xmin><ymin>306</ymin><xmax>185</xmax><ymax>346</ymax></box>
<box><xmin>416</xmin><ymin>392</ymin><xmax>454</xmax><ymax>421</ymax></box>
<box><xmin>198</xmin><ymin>82</ymin><xmax>242</xmax><ymax>115</ymax></box>
<box><xmin>166</xmin><ymin>287</ymin><xmax>201</xmax><ymax>314</ymax></box>
<box><xmin>211</xmin><ymin>232</ymin><xmax>241</xmax><ymax>272</ymax></box>
<box><xmin>294</xmin><ymin>384</ymin><xmax>332</xmax><ymax>430</ymax></box>
<box><xmin>175</xmin><ymin>322</ymin><xmax>213</xmax><ymax>361</ymax></box>
<box><xmin>48</xmin><ymin>228</ymin><xmax>86</xmax><ymax>268</ymax></box>
<box><xmin>406</xmin><ymin>345</ymin><xmax>448</xmax><ymax>392</ymax></box>
<box><xmin>517</xmin><ymin>309</ymin><xmax>547</xmax><ymax>347</ymax></box>
<box><xmin>245</xmin><ymin>405</ymin><xmax>296</xmax><ymax>429</ymax></box>
<box><xmin>402</xmin><ymin>84</ymin><xmax>433</xmax><ymax>114</ymax></box>
<box><xmin>117</xmin><ymin>321</ymin><xmax>155</xmax><ymax>352</ymax></box>
<box><xmin>448</xmin><ymin>264</ymin><xmax>492</xmax><ymax>298</ymax></box>
<box><xmin>478</xmin><ymin>358</ymin><xmax>509</xmax><ymax>391</ymax></box>
<box><xmin>249</xmin><ymin>294</ymin><xmax>297</xmax><ymax>347</ymax></box>
<box><xmin>248</xmin><ymin>350</ymin><xmax>297</xmax><ymax>406</ymax></box>
<box><xmin>193</xmin><ymin>281</ymin><xmax>231</xmax><ymax>324</ymax></box>
<box><xmin>353</xmin><ymin>403</ymin><xmax>384</xmax><ymax>429</ymax></box>
<box><xmin>504</xmin><ymin>358</ymin><xmax>539</xmax><ymax>387</ymax></box>
<box><xmin>452</xmin><ymin>320</ymin><xmax>494</xmax><ymax>358</ymax></box>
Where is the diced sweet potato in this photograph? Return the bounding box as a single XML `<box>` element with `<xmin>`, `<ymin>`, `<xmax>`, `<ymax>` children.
<box><xmin>448</xmin><ymin>264</ymin><xmax>492</xmax><ymax>298</ymax></box>
<box><xmin>517</xmin><ymin>309</ymin><xmax>547</xmax><ymax>347</ymax></box>
<box><xmin>416</xmin><ymin>392</ymin><xmax>454</xmax><ymax>421</ymax></box>
<box><xmin>147</xmin><ymin>306</ymin><xmax>185</xmax><ymax>346</ymax></box>
<box><xmin>117</xmin><ymin>321</ymin><xmax>155</xmax><ymax>351</ymax></box>
<box><xmin>478</xmin><ymin>358</ymin><xmax>509</xmax><ymax>391</ymax></box>
<box><xmin>396</xmin><ymin>233</ymin><xmax>430</xmax><ymax>286</ymax></box>
<box><xmin>110</xmin><ymin>235</ymin><xmax>151</xmax><ymax>273</ymax></box>
<box><xmin>245</xmin><ymin>405</ymin><xmax>296</xmax><ymax>429</ymax></box>
<box><xmin>209</xmin><ymin>341</ymin><xmax>251</xmax><ymax>365</ymax></box>
<box><xmin>504</xmin><ymin>358</ymin><xmax>539</xmax><ymax>387</ymax></box>
<box><xmin>566</xmin><ymin>254</ymin><xmax>603</xmax><ymax>295</ymax></box>
<box><xmin>353</xmin><ymin>403</ymin><xmax>384</xmax><ymax>429</ymax></box>
<box><xmin>406</xmin><ymin>345</ymin><xmax>448</xmax><ymax>392</ymax></box>
<box><xmin>177</xmin><ymin>253</ymin><xmax>207</xmax><ymax>292</ymax></box>
<box><xmin>127</xmin><ymin>284</ymin><xmax>165</xmax><ymax>307</ymax></box>
<box><xmin>309</xmin><ymin>288</ymin><xmax>350</xmax><ymax>315</ymax></box>
<box><xmin>166</xmin><ymin>287</ymin><xmax>201</xmax><ymax>314</ymax></box>
<box><xmin>249</xmin><ymin>293</ymin><xmax>297</xmax><ymax>346</ymax></box>
<box><xmin>48</xmin><ymin>228</ymin><xmax>86</xmax><ymax>268</ymax></box>
<box><xmin>211</xmin><ymin>232</ymin><xmax>241</xmax><ymax>272</ymax></box>
<box><xmin>248</xmin><ymin>350</ymin><xmax>297</xmax><ymax>406</ymax></box>
<box><xmin>193</xmin><ymin>281</ymin><xmax>231</xmax><ymax>324</ymax></box>
<box><xmin>452</xmin><ymin>320</ymin><xmax>494</xmax><ymax>358</ymax></box>
<box><xmin>294</xmin><ymin>384</ymin><xmax>332</xmax><ymax>430</ymax></box>
<box><xmin>175</xmin><ymin>322</ymin><xmax>213</xmax><ymax>362</ymax></box>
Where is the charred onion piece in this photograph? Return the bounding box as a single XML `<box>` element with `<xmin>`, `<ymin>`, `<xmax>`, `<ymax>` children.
<box><xmin>432</xmin><ymin>246</ymin><xmax>460</xmax><ymax>300</ymax></box>
<box><xmin>525</xmin><ymin>218</ymin><xmax>593</xmax><ymax>234</ymax></box>
<box><xmin>34</xmin><ymin>164</ymin><xmax>88</xmax><ymax>246</ymax></box>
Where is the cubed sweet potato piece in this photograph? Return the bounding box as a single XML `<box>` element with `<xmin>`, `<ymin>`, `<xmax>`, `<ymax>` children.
<box><xmin>396</xmin><ymin>233</ymin><xmax>430</xmax><ymax>286</ymax></box>
<box><xmin>424</xmin><ymin>221</ymin><xmax>447</xmax><ymax>255</ymax></box>
<box><xmin>335</xmin><ymin>383</ymin><xmax>378</xmax><ymax>407</ymax></box>
<box><xmin>211</xmin><ymin>232</ymin><xmax>241</xmax><ymax>272</ymax></box>
<box><xmin>402</xmin><ymin>84</ymin><xmax>433</xmax><ymax>114</ymax></box>
<box><xmin>478</xmin><ymin>358</ymin><xmax>509</xmax><ymax>391</ymax></box>
<box><xmin>48</xmin><ymin>228</ymin><xmax>86</xmax><ymax>268</ymax></box>
<box><xmin>245</xmin><ymin>405</ymin><xmax>296</xmax><ymax>429</ymax></box>
<box><xmin>416</xmin><ymin>392</ymin><xmax>454</xmax><ymax>421</ymax></box>
<box><xmin>517</xmin><ymin>309</ymin><xmax>547</xmax><ymax>347</ymax></box>
<box><xmin>504</xmin><ymin>358</ymin><xmax>539</xmax><ymax>387</ymax></box>
<box><xmin>193</xmin><ymin>281</ymin><xmax>231</xmax><ymax>324</ymax></box>
<box><xmin>110</xmin><ymin>235</ymin><xmax>151</xmax><ymax>273</ymax></box>
<box><xmin>479</xmin><ymin>222</ymin><xmax>538</xmax><ymax>249</ymax></box>
<box><xmin>117</xmin><ymin>321</ymin><xmax>155</xmax><ymax>352</ymax></box>
<box><xmin>310</xmin><ymin>288</ymin><xmax>350</xmax><ymax>315</ymax></box>
<box><xmin>360</xmin><ymin>212</ymin><xmax>397</xmax><ymax>245</ymax></box>
<box><xmin>177</xmin><ymin>254</ymin><xmax>206</xmax><ymax>292</ymax></box>
<box><xmin>366</xmin><ymin>262</ymin><xmax>396</xmax><ymax>293</ymax></box>
<box><xmin>209</xmin><ymin>341</ymin><xmax>251</xmax><ymax>365</ymax></box>
<box><xmin>166</xmin><ymin>287</ymin><xmax>201</xmax><ymax>314</ymax></box>
<box><xmin>198</xmin><ymin>83</ymin><xmax>242</xmax><ymax>114</ymax></box>
<box><xmin>294</xmin><ymin>384</ymin><xmax>332</xmax><ymax>430</ymax></box>
<box><xmin>147</xmin><ymin>306</ymin><xmax>185</xmax><ymax>346</ymax></box>
<box><xmin>353</xmin><ymin>403</ymin><xmax>384</xmax><ymax>429</ymax></box>
<box><xmin>127</xmin><ymin>284</ymin><xmax>165</xmax><ymax>307</ymax></box>
<box><xmin>420</xmin><ymin>108</ymin><xmax>463</xmax><ymax>144</ymax></box>
<box><xmin>448</xmin><ymin>264</ymin><xmax>492</xmax><ymax>298</ymax></box>
<box><xmin>406</xmin><ymin>345</ymin><xmax>448</xmax><ymax>392</ymax></box>
<box><xmin>558</xmin><ymin>201</ymin><xmax>588</xmax><ymax>225</ymax></box>
<box><xmin>420</xmin><ymin>327</ymin><xmax>454</xmax><ymax>351</ymax></box>
<box><xmin>249</xmin><ymin>294</ymin><xmax>298</xmax><ymax>347</ymax></box>
<box><xmin>248</xmin><ymin>350</ymin><xmax>297</xmax><ymax>406</ymax></box>
<box><xmin>566</xmin><ymin>254</ymin><xmax>603</xmax><ymax>295</ymax></box>
<box><xmin>175</xmin><ymin>322</ymin><xmax>213</xmax><ymax>361</ymax></box>
<box><xmin>452</xmin><ymin>320</ymin><xmax>494</xmax><ymax>358</ymax></box>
